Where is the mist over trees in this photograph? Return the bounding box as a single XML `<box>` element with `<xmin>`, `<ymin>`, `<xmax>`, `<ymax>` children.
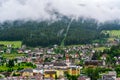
<box><xmin>0</xmin><ymin>17</ymin><xmax>120</xmax><ymax>47</ymax></box>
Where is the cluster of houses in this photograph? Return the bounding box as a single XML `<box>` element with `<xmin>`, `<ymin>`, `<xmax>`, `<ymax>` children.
<box><xmin>0</xmin><ymin>57</ymin><xmax>81</xmax><ymax>80</ymax></box>
<box><xmin>19</xmin><ymin>54</ymin><xmax>81</xmax><ymax>80</ymax></box>
<box><xmin>0</xmin><ymin>39</ymin><xmax>120</xmax><ymax>80</ymax></box>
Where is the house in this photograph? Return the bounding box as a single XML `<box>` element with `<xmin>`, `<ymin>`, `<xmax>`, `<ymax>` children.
<box><xmin>19</xmin><ymin>68</ymin><xmax>33</xmax><ymax>77</ymax></box>
<box><xmin>2</xmin><ymin>75</ymin><xmax>43</xmax><ymax>80</ymax></box>
<box><xmin>53</xmin><ymin>62</ymin><xmax>67</xmax><ymax>69</ymax></box>
<box><xmin>101</xmin><ymin>54</ymin><xmax>107</xmax><ymax>66</ymax></box>
<box><xmin>36</xmin><ymin>63</ymin><xmax>43</xmax><ymax>68</ymax></box>
<box><xmin>44</xmin><ymin>70</ymin><xmax>56</xmax><ymax>79</ymax></box>
<box><xmin>33</xmin><ymin>68</ymin><xmax>43</xmax><ymax>74</ymax></box>
<box><xmin>24</xmin><ymin>50</ymin><xmax>31</xmax><ymax>53</ymax></box>
<box><xmin>84</xmin><ymin>60</ymin><xmax>103</xmax><ymax>68</ymax></box>
<box><xmin>16</xmin><ymin>57</ymin><xmax>25</xmax><ymax>63</ymax></box>
<box><xmin>17</xmin><ymin>49</ymin><xmax>24</xmax><ymax>53</ymax></box>
<box><xmin>56</xmin><ymin>68</ymin><xmax>68</xmax><ymax>78</ymax></box>
<box><xmin>66</xmin><ymin>54</ymin><xmax>71</xmax><ymax>66</ymax></box>
<box><xmin>102</xmin><ymin>71</ymin><xmax>116</xmax><ymax>80</ymax></box>
<box><xmin>44</xmin><ymin>62</ymin><xmax>53</xmax><ymax>69</ymax></box>
<box><xmin>7</xmin><ymin>44</ymin><xmax>12</xmax><ymax>48</ymax></box>
<box><xmin>26</xmin><ymin>58</ymin><xmax>32</xmax><ymax>62</ymax></box>
<box><xmin>68</xmin><ymin>66</ymin><xmax>80</xmax><ymax>76</ymax></box>
<box><xmin>47</xmin><ymin>49</ymin><xmax>54</xmax><ymax>54</ymax></box>
<box><xmin>0</xmin><ymin>50</ymin><xmax>4</xmax><ymax>53</ymax></box>
<box><xmin>6</xmin><ymin>49</ymin><xmax>11</xmax><ymax>53</ymax></box>
<box><xmin>53</xmin><ymin>62</ymin><xmax>68</xmax><ymax>78</ymax></box>
<box><xmin>115</xmin><ymin>57</ymin><xmax>120</xmax><ymax>65</ymax></box>
<box><xmin>78</xmin><ymin>76</ymin><xmax>91</xmax><ymax>80</ymax></box>
<box><xmin>1</xmin><ymin>72</ymin><xmax>11</xmax><ymax>77</ymax></box>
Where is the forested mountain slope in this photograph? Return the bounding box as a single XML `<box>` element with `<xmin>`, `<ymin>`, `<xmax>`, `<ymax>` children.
<box><xmin>0</xmin><ymin>17</ymin><xmax>120</xmax><ymax>47</ymax></box>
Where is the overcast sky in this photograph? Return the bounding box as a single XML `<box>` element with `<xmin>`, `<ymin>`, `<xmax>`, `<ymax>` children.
<box><xmin>0</xmin><ymin>0</ymin><xmax>120</xmax><ymax>22</ymax></box>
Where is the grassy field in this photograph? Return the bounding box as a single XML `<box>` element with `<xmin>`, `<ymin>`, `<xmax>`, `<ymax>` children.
<box><xmin>1</xmin><ymin>53</ymin><xmax>25</xmax><ymax>59</ymax></box>
<box><xmin>102</xmin><ymin>30</ymin><xmax>120</xmax><ymax>38</ymax></box>
<box><xmin>108</xmin><ymin>38</ymin><xmax>115</xmax><ymax>41</ymax></box>
<box><xmin>0</xmin><ymin>41</ymin><xmax>22</xmax><ymax>48</ymax></box>
<box><xmin>108</xmin><ymin>30</ymin><xmax>120</xmax><ymax>37</ymax></box>
<box><xmin>0</xmin><ymin>62</ymin><xmax>36</xmax><ymax>72</ymax></box>
<box><xmin>94</xmin><ymin>47</ymin><xmax>109</xmax><ymax>51</ymax></box>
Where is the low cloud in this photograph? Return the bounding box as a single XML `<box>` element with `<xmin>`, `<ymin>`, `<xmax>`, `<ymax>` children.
<box><xmin>0</xmin><ymin>0</ymin><xmax>120</xmax><ymax>22</ymax></box>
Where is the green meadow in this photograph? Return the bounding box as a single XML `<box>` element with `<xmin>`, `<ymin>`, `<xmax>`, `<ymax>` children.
<box><xmin>0</xmin><ymin>41</ymin><xmax>22</xmax><ymax>48</ymax></box>
<box><xmin>1</xmin><ymin>53</ymin><xmax>25</xmax><ymax>59</ymax></box>
<box><xmin>102</xmin><ymin>30</ymin><xmax>120</xmax><ymax>38</ymax></box>
<box><xmin>94</xmin><ymin>47</ymin><xmax>110</xmax><ymax>51</ymax></box>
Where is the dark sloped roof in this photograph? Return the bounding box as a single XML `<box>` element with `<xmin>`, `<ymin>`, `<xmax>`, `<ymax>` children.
<box><xmin>54</xmin><ymin>62</ymin><xmax>67</xmax><ymax>66</ymax></box>
<box><xmin>19</xmin><ymin>68</ymin><xmax>33</xmax><ymax>73</ymax></box>
<box><xmin>45</xmin><ymin>71</ymin><xmax>56</xmax><ymax>74</ymax></box>
<box><xmin>84</xmin><ymin>60</ymin><xmax>103</xmax><ymax>66</ymax></box>
<box><xmin>43</xmin><ymin>62</ymin><xmax>53</xmax><ymax>65</ymax></box>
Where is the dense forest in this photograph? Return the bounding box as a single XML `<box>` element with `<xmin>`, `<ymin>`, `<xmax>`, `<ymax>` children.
<box><xmin>0</xmin><ymin>17</ymin><xmax>120</xmax><ymax>47</ymax></box>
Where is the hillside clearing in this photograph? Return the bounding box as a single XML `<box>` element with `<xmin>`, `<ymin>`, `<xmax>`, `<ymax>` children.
<box><xmin>0</xmin><ymin>41</ymin><xmax>22</xmax><ymax>48</ymax></box>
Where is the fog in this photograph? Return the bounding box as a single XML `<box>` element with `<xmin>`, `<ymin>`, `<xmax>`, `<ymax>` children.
<box><xmin>0</xmin><ymin>0</ymin><xmax>120</xmax><ymax>22</ymax></box>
